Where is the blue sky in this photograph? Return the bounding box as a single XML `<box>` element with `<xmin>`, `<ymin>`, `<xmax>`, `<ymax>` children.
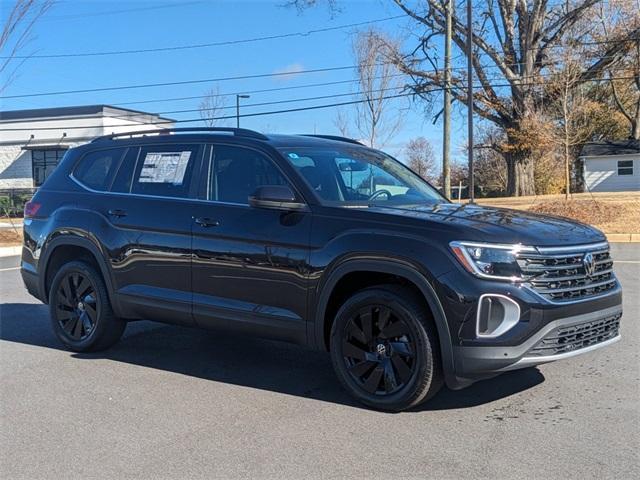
<box><xmin>0</xmin><ymin>0</ymin><xmax>469</xmax><ymax>165</ymax></box>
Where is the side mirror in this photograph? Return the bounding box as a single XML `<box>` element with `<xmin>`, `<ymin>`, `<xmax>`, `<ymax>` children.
<box><xmin>248</xmin><ymin>185</ymin><xmax>307</xmax><ymax>211</ymax></box>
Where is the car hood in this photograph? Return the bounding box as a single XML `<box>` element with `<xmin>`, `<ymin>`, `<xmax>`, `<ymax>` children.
<box><xmin>369</xmin><ymin>202</ymin><xmax>606</xmax><ymax>247</ymax></box>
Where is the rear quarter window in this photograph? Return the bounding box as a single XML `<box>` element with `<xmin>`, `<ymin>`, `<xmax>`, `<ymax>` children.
<box><xmin>73</xmin><ymin>148</ymin><xmax>126</xmax><ymax>191</ymax></box>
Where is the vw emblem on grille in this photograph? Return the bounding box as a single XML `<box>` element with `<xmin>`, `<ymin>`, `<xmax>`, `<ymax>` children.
<box><xmin>583</xmin><ymin>252</ymin><xmax>596</xmax><ymax>277</ymax></box>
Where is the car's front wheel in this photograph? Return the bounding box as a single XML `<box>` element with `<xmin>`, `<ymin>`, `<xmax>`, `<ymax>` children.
<box><xmin>330</xmin><ymin>285</ymin><xmax>443</xmax><ymax>411</ymax></box>
<box><xmin>49</xmin><ymin>260</ymin><xmax>126</xmax><ymax>352</ymax></box>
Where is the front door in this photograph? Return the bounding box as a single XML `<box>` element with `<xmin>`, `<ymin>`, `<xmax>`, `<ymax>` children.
<box><xmin>190</xmin><ymin>144</ymin><xmax>311</xmax><ymax>343</ymax></box>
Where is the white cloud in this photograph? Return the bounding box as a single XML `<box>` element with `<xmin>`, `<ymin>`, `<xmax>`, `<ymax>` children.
<box><xmin>272</xmin><ymin>63</ymin><xmax>305</xmax><ymax>82</ymax></box>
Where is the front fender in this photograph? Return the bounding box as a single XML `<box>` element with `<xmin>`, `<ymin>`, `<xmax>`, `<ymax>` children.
<box><xmin>312</xmin><ymin>257</ymin><xmax>457</xmax><ymax>389</ymax></box>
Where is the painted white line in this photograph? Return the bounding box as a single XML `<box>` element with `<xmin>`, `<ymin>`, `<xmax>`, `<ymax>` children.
<box><xmin>0</xmin><ymin>266</ymin><xmax>20</xmax><ymax>272</ymax></box>
<box><xmin>0</xmin><ymin>246</ymin><xmax>21</xmax><ymax>257</ymax></box>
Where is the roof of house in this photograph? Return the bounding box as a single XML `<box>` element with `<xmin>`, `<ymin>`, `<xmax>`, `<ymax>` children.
<box><xmin>0</xmin><ymin>104</ymin><xmax>174</xmax><ymax>124</ymax></box>
<box><xmin>580</xmin><ymin>140</ymin><xmax>640</xmax><ymax>158</ymax></box>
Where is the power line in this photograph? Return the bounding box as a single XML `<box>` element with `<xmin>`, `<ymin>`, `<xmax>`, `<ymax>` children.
<box><xmin>43</xmin><ymin>1</ymin><xmax>206</xmax><ymax>22</ymax></box>
<box><xmin>113</xmin><ymin>75</ymin><xmax>408</xmax><ymax>107</ymax></box>
<box><xmin>2</xmin><ymin>75</ymin><xmax>636</xmax><ymax>132</ymax></box>
<box><xmin>111</xmin><ymin>86</ymin><xmax>410</xmax><ymax>119</ymax></box>
<box><xmin>0</xmin><ymin>65</ymin><xmax>363</xmax><ymax>99</ymax></box>
<box><xmin>4</xmin><ymin>15</ymin><xmax>405</xmax><ymax>59</ymax></box>
<box><xmin>0</xmin><ymin>90</ymin><xmax>429</xmax><ymax>131</ymax></box>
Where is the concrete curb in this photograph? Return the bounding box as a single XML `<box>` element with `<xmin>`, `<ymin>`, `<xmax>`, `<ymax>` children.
<box><xmin>0</xmin><ymin>246</ymin><xmax>21</xmax><ymax>257</ymax></box>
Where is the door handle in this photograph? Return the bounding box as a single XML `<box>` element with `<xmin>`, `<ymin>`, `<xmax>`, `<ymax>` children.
<box><xmin>107</xmin><ymin>209</ymin><xmax>127</xmax><ymax>218</ymax></box>
<box><xmin>195</xmin><ymin>217</ymin><xmax>220</xmax><ymax>228</ymax></box>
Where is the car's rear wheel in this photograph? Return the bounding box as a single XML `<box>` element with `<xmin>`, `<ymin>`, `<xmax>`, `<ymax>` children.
<box><xmin>330</xmin><ymin>285</ymin><xmax>443</xmax><ymax>411</ymax></box>
<box><xmin>49</xmin><ymin>260</ymin><xmax>125</xmax><ymax>352</ymax></box>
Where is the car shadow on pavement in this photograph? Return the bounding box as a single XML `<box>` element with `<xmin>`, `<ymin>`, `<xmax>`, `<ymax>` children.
<box><xmin>1</xmin><ymin>302</ymin><xmax>545</xmax><ymax>412</ymax></box>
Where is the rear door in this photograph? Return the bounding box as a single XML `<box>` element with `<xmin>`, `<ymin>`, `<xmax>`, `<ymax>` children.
<box><xmin>190</xmin><ymin>143</ymin><xmax>311</xmax><ymax>343</ymax></box>
<box><xmin>100</xmin><ymin>142</ymin><xmax>203</xmax><ymax>325</ymax></box>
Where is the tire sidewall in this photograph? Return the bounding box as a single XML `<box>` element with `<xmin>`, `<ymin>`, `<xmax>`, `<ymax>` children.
<box><xmin>330</xmin><ymin>288</ymin><xmax>436</xmax><ymax>411</ymax></box>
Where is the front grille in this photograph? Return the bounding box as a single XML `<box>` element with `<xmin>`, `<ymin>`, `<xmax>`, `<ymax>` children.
<box><xmin>528</xmin><ymin>313</ymin><xmax>621</xmax><ymax>357</ymax></box>
<box><xmin>517</xmin><ymin>245</ymin><xmax>617</xmax><ymax>302</ymax></box>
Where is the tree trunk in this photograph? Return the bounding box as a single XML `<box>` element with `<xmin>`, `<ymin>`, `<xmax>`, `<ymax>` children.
<box><xmin>505</xmin><ymin>150</ymin><xmax>536</xmax><ymax>197</ymax></box>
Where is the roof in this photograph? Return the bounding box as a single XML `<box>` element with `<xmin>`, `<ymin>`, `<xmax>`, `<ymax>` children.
<box><xmin>88</xmin><ymin>129</ymin><xmax>368</xmax><ymax>149</ymax></box>
<box><xmin>0</xmin><ymin>104</ymin><xmax>175</xmax><ymax>124</ymax></box>
<box><xmin>580</xmin><ymin>140</ymin><xmax>640</xmax><ymax>158</ymax></box>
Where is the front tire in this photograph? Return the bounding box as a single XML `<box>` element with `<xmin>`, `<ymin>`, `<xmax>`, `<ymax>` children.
<box><xmin>330</xmin><ymin>285</ymin><xmax>443</xmax><ymax>411</ymax></box>
<box><xmin>49</xmin><ymin>260</ymin><xmax>125</xmax><ymax>352</ymax></box>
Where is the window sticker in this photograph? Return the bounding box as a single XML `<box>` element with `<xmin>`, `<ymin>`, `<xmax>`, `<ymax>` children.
<box><xmin>139</xmin><ymin>151</ymin><xmax>191</xmax><ymax>184</ymax></box>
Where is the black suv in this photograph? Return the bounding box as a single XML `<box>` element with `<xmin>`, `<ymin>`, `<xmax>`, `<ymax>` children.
<box><xmin>21</xmin><ymin>128</ymin><xmax>623</xmax><ymax>411</ymax></box>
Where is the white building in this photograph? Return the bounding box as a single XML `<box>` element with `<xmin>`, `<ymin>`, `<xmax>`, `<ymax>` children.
<box><xmin>580</xmin><ymin>140</ymin><xmax>640</xmax><ymax>192</ymax></box>
<box><xmin>0</xmin><ymin>105</ymin><xmax>174</xmax><ymax>189</ymax></box>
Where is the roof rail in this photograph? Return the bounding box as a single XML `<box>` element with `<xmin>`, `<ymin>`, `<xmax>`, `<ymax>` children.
<box><xmin>301</xmin><ymin>134</ymin><xmax>364</xmax><ymax>146</ymax></box>
<box><xmin>91</xmin><ymin>127</ymin><xmax>268</xmax><ymax>143</ymax></box>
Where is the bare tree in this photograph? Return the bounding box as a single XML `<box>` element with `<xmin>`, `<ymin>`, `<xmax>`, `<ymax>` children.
<box><xmin>351</xmin><ymin>28</ymin><xmax>404</xmax><ymax>148</ymax></box>
<box><xmin>333</xmin><ymin>108</ymin><xmax>351</xmax><ymax>137</ymax></box>
<box><xmin>382</xmin><ymin>0</ymin><xmax>640</xmax><ymax>196</ymax></box>
<box><xmin>1</xmin><ymin>0</ymin><xmax>54</xmax><ymax>93</ymax></box>
<box><xmin>595</xmin><ymin>0</ymin><xmax>640</xmax><ymax>139</ymax></box>
<box><xmin>199</xmin><ymin>85</ymin><xmax>228</xmax><ymax>127</ymax></box>
<box><xmin>404</xmin><ymin>137</ymin><xmax>438</xmax><ymax>183</ymax></box>
<box><xmin>549</xmin><ymin>59</ymin><xmax>587</xmax><ymax>199</ymax></box>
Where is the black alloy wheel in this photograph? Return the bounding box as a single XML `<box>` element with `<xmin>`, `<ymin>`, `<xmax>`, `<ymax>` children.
<box><xmin>55</xmin><ymin>271</ymin><xmax>99</xmax><ymax>341</ymax></box>
<box><xmin>330</xmin><ymin>285</ymin><xmax>443</xmax><ymax>411</ymax></box>
<box><xmin>342</xmin><ymin>305</ymin><xmax>416</xmax><ymax>395</ymax></box>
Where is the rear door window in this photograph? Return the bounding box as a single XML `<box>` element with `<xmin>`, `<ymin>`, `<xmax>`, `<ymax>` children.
<box><xmin>130</xmin><ymin>144</ymin><xmax>201</xmax><ymax>198</ymax></box>
<box><xmin>73</xmin><ymin>148</ymin><xmax>126</xmax><ymax>191</ymax></box>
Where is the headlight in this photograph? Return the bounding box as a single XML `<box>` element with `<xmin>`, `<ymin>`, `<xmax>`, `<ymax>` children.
<box><xmin>449</xmin><ymin>241</ymin><xmax>535</xmax><ymax>282</ymax></box>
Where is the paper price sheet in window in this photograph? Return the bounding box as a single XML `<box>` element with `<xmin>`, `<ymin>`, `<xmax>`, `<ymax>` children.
<box><xmin>139</xmin><ymin>151</ymin><xmax>191</xmax><ymax>185</ymax></box>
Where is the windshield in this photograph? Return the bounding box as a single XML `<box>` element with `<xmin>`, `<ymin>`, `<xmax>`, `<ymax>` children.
<box><xmin>279</xmin><ymin>146</ymin><xmax>446</xmax><ymax>207</ymax></box>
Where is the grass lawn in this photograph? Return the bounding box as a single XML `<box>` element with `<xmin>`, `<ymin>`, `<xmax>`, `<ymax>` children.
<box><xmin>0</xmin><ymin>228</ymin><xmax>22</xmax><ymax>247</ymax></box>
<box><xmin>472</xmin><ymin>191</ymin><xmax>640</xmax><ymax>234</ymax></box>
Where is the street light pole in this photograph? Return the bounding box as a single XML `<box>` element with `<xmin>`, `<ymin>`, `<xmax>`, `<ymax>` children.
<box><xmin>236</xmin><ymin>94</ymin><xmax>250</xmax><ymax>128</ymax></box>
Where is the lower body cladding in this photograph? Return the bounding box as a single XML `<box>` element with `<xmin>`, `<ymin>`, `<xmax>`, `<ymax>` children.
<box><xmin>453</xmin><ymin>305</ymin><xmax>622</xmax><ymax>383</ymax></box>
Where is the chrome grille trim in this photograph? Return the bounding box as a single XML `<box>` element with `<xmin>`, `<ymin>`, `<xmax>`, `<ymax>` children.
<box><xmin>518</xmin><ymin>242</ymin><xmax>618</xmax><ymax>303</ymax></box>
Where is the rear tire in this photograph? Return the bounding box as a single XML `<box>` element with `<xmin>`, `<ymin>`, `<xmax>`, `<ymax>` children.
<box><xmin>330</xmin><ymin>285</ymin><xmax>443</xmax><ymax>411</ymax></box>
<box><xmin>49</xmin><ymin>260</ymin><xmax>125</xmax><ymax>352</ymax></box>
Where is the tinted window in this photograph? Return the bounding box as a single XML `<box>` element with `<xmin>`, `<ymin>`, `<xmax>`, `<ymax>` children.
<box><xmin>210</xmin><ymin>145</ymin><xmax>288</xmax><ymax>204</ymax></box>
<box><xmin>32</xmin><ymin>148</ymin><xmax>67</xmax><ymax>187</ymax></box>
<box><xmin>130</xmin><ymin>144</ymin><xmax>199</xmax><ymax>198</ymax></box>
<box><xmin>617</xmin><ymin>160</ymin><xmax>633</xmax><ymax>176</ymax></box>
<box><xmin>111</xmin><ymin>147</ymin><xmax>140</xmax><ymax>193</ymax></box>
<box><xmin>74</xmin><ymin>148</ymin><xmax>125</xmax><ymax>191</ymax></box>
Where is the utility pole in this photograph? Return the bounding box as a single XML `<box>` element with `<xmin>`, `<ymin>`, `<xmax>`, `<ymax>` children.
<box><xmin>236</xmin><ymin>94</ymin><xmax>250</xmax><ymax>128</ymax></box>
<box><xmin>442</xmin><ymin>0</ymin><xmax>452</xmax><ymax>199</ymax></box>
<box><xmin>466</xmin><ymin>0</ymin><xmax>475</xmax><ymax>203</ymax></box>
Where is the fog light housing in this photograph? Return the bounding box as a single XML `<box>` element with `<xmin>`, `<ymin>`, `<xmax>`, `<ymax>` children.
<box><xmin>476</xmin><ymin>294</ymin><xmax>520</xmax><ymax>338</ymax></box>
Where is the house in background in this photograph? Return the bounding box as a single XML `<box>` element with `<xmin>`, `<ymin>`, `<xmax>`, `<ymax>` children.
<box><xmin>0</xmin><ymin>105</ymin><xmax>174</xmax><ymax>189</ymax></box>
<box><xmin>579</xmin><ymin>140</ymin><xmax>640</xmax><ymax>192</ymax></box>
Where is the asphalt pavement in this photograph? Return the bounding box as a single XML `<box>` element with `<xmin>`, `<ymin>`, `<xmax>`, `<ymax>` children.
<box><xmin>1</xmin><ymin>244</ymin><xmax>639</xmax><ymax>479</ymax></box>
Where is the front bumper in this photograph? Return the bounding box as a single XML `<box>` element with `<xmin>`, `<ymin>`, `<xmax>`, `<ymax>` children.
<box><xmin>450</xmin><ymin>304</ymin><xmax>622</xmax><ymax>388</ymax></box>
